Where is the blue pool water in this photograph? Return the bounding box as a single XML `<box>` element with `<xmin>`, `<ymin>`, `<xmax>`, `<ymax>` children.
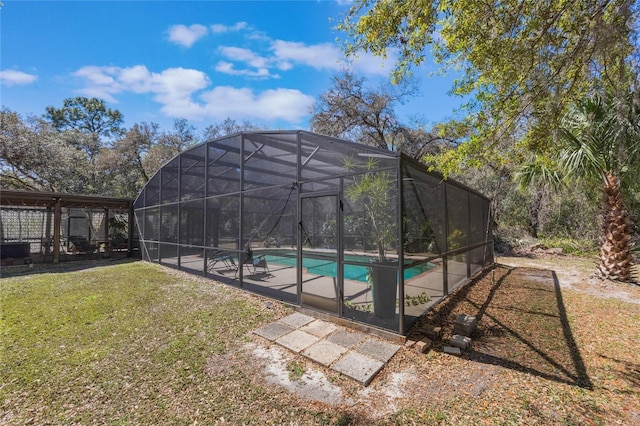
<box><xmin>263</xmin><ymin>252</ymin><xmax>434</xmax><ymax>283</ymax></box>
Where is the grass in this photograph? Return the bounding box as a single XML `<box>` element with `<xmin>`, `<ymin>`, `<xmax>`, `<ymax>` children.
<box><xmin>537</xmin><ymin>236</ymin><xmax>599</xmax><ymax>256</ymax></box>
<box><xmin>0</xmin><ymin>260</ymin><xmax>347</xmax><ymax>424</ymax></box>
<box><xmin>2</xmin><ymin>258</ymin><xmax>639</xmax><ymax>425</ymax></box>
<box><xmin>287</xmin><ymin>360</ymin><xmax>306</xmax><ymax>381</ymax></box>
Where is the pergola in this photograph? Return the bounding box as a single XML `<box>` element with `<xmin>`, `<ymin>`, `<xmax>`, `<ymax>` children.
<box><xmin>0</xmin><ymin>189</ymin><xmax>133</xmax><ymax>263</ymax></box>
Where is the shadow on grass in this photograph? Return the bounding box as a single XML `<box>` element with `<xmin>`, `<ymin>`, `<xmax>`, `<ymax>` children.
<box><xmin>418</xmin><ymin>264</ymin><xmax>593</xmax><ymax>390</ymax></box>
<box><xmin>0</xmin><ymin>257</ymin><xmax>139</xmax><ymax>278</ymax></box>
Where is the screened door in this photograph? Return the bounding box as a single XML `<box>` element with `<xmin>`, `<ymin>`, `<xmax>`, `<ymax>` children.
<box><xmin>299</xmin><ymin>194</ymin><xmax>341</xmax><ymax>314</ymax></box>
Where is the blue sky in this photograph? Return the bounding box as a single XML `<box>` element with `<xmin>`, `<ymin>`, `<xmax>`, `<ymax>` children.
<box><xmin>1</xmin><ymin>0</ymin><xmax>463</xmax><ymax>133</ymax></box>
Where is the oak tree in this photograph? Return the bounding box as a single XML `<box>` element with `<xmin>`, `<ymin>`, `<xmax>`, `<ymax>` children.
<box><xmin>339</xmin><ymin>0</ymin><xmax>638</xmax><ymax>172</ymax></box>
<box><xmin>0</xmin><ymin>108</ymin><xmax>90</xmax><ymax>192</ymax></box>
<box><xmin>310</xmin><ymin>72</ymin><xmax>451</xmax><ymax>159</ymax></box>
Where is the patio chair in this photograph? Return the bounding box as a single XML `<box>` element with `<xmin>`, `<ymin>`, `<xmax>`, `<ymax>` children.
<box><xmin>207</xmin><ymin>251</ymin><xmax>237</xmax><ymax>273</ymax></box>
<box><xmin>236</xmin><ymin>246</ymin><xmax>271</xmax><ymax>276</ymax></box>
<box><xmin>251</xmin><ymin>253</ymin><xmax>270</xmax><ymax>275</ymax></box>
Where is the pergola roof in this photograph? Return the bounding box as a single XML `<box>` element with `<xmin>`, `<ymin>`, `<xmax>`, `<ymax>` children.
<box><xmin>0</xmin><ymin>189</ymin><xmax>132</xmax><ymax>210</ymax></box>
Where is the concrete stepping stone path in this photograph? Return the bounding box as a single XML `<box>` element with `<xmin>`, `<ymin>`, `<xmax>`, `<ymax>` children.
<box><xmin>253</xmin><ymin>313</ymin><xmax>401</xmax><ymax>386</ymax></box>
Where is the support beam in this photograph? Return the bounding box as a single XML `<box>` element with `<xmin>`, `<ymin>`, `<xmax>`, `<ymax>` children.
<box><xmin>104</xmin><ymin>208</ymin><xmax>109</xmax><ymax>257</ymax></box>
<box><xmin>45</xmin><ymin>207</ymin><xmax>52</xmax><ymax>255</ymax></box>
<box><xmin>53</xmin><ymin>199</ymin><xmax>61</xmax><ymax>263</ymax></box>
<box><xmin>127</xmin><ymin>203</ymin><xmax>134</xmax><ymax>257</ymax></box>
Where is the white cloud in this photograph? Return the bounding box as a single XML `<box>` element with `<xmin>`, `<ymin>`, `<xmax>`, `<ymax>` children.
<box><xmin>72</xmin><ymin>65</ymin><xmax>210</xmax><ymax>106</ymax></box>
<box><xmin>74</xmin><ymin>66</ymin><xmax>119</xmax><ymax>86</ymax></box>
<box><xmin>271</xmin><ymin>40</ymin><xmax>343</xmax><ymax>71</ymax></box>
<box><xmin>71</xmin><ymin>66</ymin><xmax>122</xmax><ymax>101</ymax></box>
<box><xmin>163</xmin><ymin>22</ymin><xmax>390</xmax><ymax>79</ymax></box>
<box><xmin>0</xmin><ymin>69</ymin><xmax>38</xmax><ymax>86</ymax></box>
<box><xmin>168</xmin><ymin>24</ymin><xmax>208</xmax><ymax>47</ymax></box>
<box><xmin>214</xmin><ymin>41</ymin><xmax>342</xmax><ymax>77</ymax></box>
<box><xmin>71</xmin><ymin>65</ymin><xmax>312</xmax><ymax>123</ymax></box>
<box><xmin>276</xmin><ymin>61</ymin><xmax>294</xmax><ymax>71</ymax></box>
<box><xmin>118</xmin><ymin>65</ymin><xmax>154</xmax><ymax>92</ymax></box>
<box><xmin>157</xmin><ymin>67</ymin><xmax>209</xmax><ymax>106</ymax></box>
<box><xmin>219</xmin><ymin>46</ymin><xmax>269</xmax><ymax>69</ymax></box>
<box><xmin>211</xmin><ymin>22</ymin><xmax>248</xmax><ymax>33</ymax></box>
<box><xmin>199</xmin><ymin>86</ymin><xmax>314</xmax><ymax>121</ymax></box>
<box><xmin>271</xmin><ymin>40</ymin><xmax>393</xmax><ymax>75</ymax></box>
<box><xmin>213</xmin><ymin>38</ymin><xmax>393</xmax><ymax>79</ymax></box>
<box><xmin>214</xmin><ymin>61</ymin><xmax>276</xmax><ymax>78</ymax></box>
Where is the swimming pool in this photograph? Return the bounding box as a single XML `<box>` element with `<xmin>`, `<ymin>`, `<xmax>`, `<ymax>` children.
<box><xmin>263</xmin><ymin>252</ymin><xmax>435</xmax><ymax>283</ymax></box>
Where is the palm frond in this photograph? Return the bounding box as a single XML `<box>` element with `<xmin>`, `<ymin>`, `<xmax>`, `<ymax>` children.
<box><xmin>514</xmin><ymin>155</ymin><xmax>563</xmax><ymax>191</ymax></box>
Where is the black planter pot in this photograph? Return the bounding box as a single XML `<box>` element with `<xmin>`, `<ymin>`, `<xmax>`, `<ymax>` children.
<box><xmin>369</xmin><ymin>262</ymin><xmax>397</xmax><ymax>319</ymax></box>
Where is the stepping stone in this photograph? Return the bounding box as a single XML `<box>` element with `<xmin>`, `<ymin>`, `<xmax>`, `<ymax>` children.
<box><xmin>444</xmin><ymin>346</ymin><xmax>462</xmax><ymax>355</ymax></box>
<box><xmin>275</xmin><ymin>330</ymin><xmax>319</xmax><ymax>353</ymax></box>
<box><xmin>332</xmin><ymin>352</ymin><xmax>384</xmax><ymax>386</ymax></box>
<box><xmin>356</xmin><ymin>339</ymin><xmax>400</xmax><ymax>363</ymax></box>
<box><xmin>253</xmin><ymin>322</ymin><xmax>295</xmax><ymax>341</ymax></box>
<box><xmin>449</xmin><ymin>334</ymin><xmax>471</xmax><ymax>351</ymax></box>
<box><xmin>301</xmin><ymin>340</ymin><xmax>348</xmax><ymax>366</ymax></box>
<box><xmin>416</xmin><ymin>324</ymin><xmax>442</xmax><ymax>340</ymax></box>
<box><xmin>415</xmin><ymin>337</ymin><xmax>433</xmax><ymax>354</ymax></box>
<box><xmin>299</xmin><ymin>319</ymin><xmax>337</xmax><ymax>338</ymax></box>
<box><xmin>326</xmin><ymin>329</ymin><xmax>366</xmax><ymax>349</ymax></box>
<box><xmin>453</xmin><ymin>314</ymin><xmax>477</xmax><ymax>337</ymax></box>
<box><xmin>279</xmin><ymin>312</ymin><xmax>315</xmax><ymax>328</ymax></box>
<box><xmin>404</xmin><ymin>339</ymin><xmax>417</xmax><ymax>348</ymax></box>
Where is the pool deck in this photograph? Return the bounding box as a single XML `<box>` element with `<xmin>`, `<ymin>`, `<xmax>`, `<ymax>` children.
<box><xmin>209</xmin><ymin>260</ymin><xmax>445</xmax><ymax>312</ymax></box>
<box><xmin>253</xmin><ymin>312</ymin><xmax>401</xmax><ymax>386</ymax></box>
<box><xmin>175</xmin><ymin>253</ymin><xmax>470</xmax><ymax>332</ymax></box>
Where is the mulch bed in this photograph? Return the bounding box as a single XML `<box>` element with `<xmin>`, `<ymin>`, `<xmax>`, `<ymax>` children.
<box><xmin>379</xmin><ymin>263</ymin><xmax>640</xmax><ymax>425</ymax></box>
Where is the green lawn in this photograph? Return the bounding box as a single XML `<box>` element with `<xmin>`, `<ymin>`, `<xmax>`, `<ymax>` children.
<box><xmin>0</xmin><ymin>260</ymin><xmax>348</xmax><ymax>425</ymax></box>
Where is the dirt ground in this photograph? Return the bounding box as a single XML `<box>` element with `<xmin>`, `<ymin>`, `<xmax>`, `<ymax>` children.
<box><xmin>239</xmin><ymin>255</ymin><xmax>640</xmax><ymax>424</ymax></box>
<box><xmin>498</xmin><ymin>255</ymin><xmax>640</xmax><ymax>305</ymax></box>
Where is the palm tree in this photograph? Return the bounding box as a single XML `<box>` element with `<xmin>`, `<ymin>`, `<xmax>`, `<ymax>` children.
<box><xmin>557</xmin><ymin>92</ymin><xmax>640</xmax><ymax>282</ymax></box>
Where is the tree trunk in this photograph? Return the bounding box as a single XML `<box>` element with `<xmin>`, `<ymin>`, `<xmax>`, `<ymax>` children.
<box><xmin>527</xmin><ymin>187</ymin><xmax>544</xmax><ymax>238</ymax></box>
<box><xmin>598</xmin><ymin>173</ymin><xmax>634</xmax><ymax>282</ymax></box>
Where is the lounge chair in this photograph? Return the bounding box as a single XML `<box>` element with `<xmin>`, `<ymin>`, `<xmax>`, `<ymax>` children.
<box><xmin>207</xmin><ymin>251</ymin><xmax>237</xmax><ymax>273</ymax></box>
<box><xmin>250</xmin><ymin>252</ymin><xmax>270</xmax><ymax>275</ymax></box>
<box><xmin>236</xmin><ymin>247</ymin><xmax>270</xmax><ymax>276</ymax></box>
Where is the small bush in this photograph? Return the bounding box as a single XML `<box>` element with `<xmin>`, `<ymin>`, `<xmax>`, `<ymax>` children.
<box><xmin>537</xmin><ymin>236</ymin><xmax>598</xmax><ymax>256</ymax></box>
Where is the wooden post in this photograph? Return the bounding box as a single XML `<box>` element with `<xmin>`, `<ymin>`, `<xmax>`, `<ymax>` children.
<box><xmin>127</xmin><ymin>203</ymin><xmax>134</xmax><ymax>257</ymax></box>
<box><xmin>44</xmin><ymin>206</ymin><xmax>53</xmax><ymax>255</ymax></box>
<box><xmin>104</xmin><ymin>208</ymin><xmax>110</xmax><ymax>257</ymax></box>
<box><xmin>53</xmin><ymin>198</ymin><xmax>61</xmax><ymax>263</ymax></box>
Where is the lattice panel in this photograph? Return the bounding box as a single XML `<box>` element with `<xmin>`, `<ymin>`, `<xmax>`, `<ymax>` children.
<box><xmin>0</xmin><ymin>207</ymin><xmax>50</xmax><ymax>252</ymax></box>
